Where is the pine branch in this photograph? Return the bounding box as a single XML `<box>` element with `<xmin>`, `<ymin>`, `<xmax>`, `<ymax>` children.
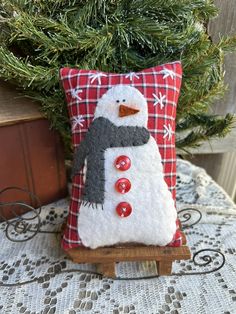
<box><xmin>0</xmin><ymin>0</ymin><xmax>235</xmax><ymax>152</ymax></box>
<box><xmin>7</xmin><ymin>13</ymin><xmax>82</xmax><ymax>62</ymax></box>
<box><xmin>176</xmin><ymin>114</ymin><xmax>235</xmax><ymax>149</ymax></box>
<box><xmin>178</xmin><ymin>78</ymin><xmax>226</xmax><ymax>117</ymax></box>
<box><xmin>0</xmin><ymin>47</ymin><xmax>58</xmax><ymax>90</ymax></box>
<box><xmin>218</xmin><ymin>36</ymin><xmax>236</xmax><ymax>53</ymax></box>
<box><xmin>71</xmin><ymin>0</ymin><xmax>107</xmax><ymax>28</ymax></box>
<box><xmin>176</xmin><ymin>113</ymin><xmax>234</xmax><ymax>132</ymax></box>
<box><xmin>0</xmin><ymin>0</ymin><xmax>77</xmax><ymax>18</ymax></box>
<box><xmin>178</xmin><ymin>44</ymin><xmax>226</xmax><ymax>116</ymax></box>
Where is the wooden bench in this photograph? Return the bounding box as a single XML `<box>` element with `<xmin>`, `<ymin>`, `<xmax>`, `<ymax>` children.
<box><xmin>67</xmin><ymin>232</ymin><xmax>191</xmax><ymax>278</ymax></box>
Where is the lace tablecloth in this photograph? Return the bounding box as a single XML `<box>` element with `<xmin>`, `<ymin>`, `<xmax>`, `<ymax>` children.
<box><xmin>1</xmin><ymin>159</ymin><xmax>236</xmax><ymax>314</ymax></box>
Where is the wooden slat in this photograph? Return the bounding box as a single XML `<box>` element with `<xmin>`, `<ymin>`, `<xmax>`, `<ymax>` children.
<box><xmin>208</xmin><ymin>0</ymin><xmax>236</xmax><ymax>116</ymax></box>
<box><xmin>0</xmin><ymin>101</ymin><xmax>43</xmax><ymax>126</ymax></box>
<box><xmin>181</xmin><ymin>231</ymin><xmax>187</xmax><ymax>245</ymax></box>
<box><xmin>67</xmin><ymin>245</ymin><xmax>191</xmax><ymax>264</ymax></box>
<box><xmin>0</xmin><ymin>81</ymin><xmax>42</xmax><ymax>126</ymax></box>
<box><xmin>178</xmin><ymin>0</ymin><xmax>236</xmax><ymax>199</ymax></box>
<box><xmin>97</xmin><ymin>263</ymin><xmax>116</xmax><ymax>278</ymax></box>
<box><xmin>178</xmin><ymin>1</ymin><xmax>236</xmax><ymax>155</ymax></box>
<box><xmin>157</xmin><ymin>261</ymin><xmax>172</xmax><ymax>276</ymax></box>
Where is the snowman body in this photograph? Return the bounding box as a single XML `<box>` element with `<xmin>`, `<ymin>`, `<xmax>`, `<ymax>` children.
<box><xmin>74</xmin><ymin>85</ymin><xmax>177</xmax><ymax>249</ymax></box>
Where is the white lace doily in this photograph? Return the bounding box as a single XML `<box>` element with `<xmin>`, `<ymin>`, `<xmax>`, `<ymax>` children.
<box><xmin>0</xmin><ymin>159</ymin><xmax>236</xmax><ymax>314</ymax></box>
<box><xmin>176</xmin><ymin>159</ymin><xmax>236</xmax><ymax>223</ymax></box>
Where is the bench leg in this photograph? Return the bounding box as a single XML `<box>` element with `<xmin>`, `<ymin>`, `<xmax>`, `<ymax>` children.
<box><xmin>97</xmin><ymin>262</ymin><xmax>116</xmax><ymax>278</ymax></box>
<box><xmin>157</xmin><ymin>261</ymin><xmax>172</xmax><ymax>276</ymax></box>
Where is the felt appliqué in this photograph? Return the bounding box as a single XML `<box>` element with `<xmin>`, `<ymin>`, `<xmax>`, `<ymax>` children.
<box><xmin>72</xmin><ymin>117</ymin><xmax>150</xmax><ymax>205</ymax></box>
<box><xmin>60</xmin><ymin>63</ymin><xmax>183</xmax><ymax>250</ymax></box>
<box><xmin>78</xmin><ymin>136</ymin><xmax>178</xmax><ymax>249</ymax></box>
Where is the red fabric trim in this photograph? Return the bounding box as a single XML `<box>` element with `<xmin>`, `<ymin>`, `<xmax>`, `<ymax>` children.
<box><xmin>60</xmin><ymin>62</ymin><xmax>183</xmax><ymax>249</ymax></box>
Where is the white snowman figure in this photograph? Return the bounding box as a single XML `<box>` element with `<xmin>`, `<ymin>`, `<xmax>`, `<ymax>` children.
<box><xmin>72</xmin><ymin>85</ymin><xmax>177</xmax><ymax>249</ymax></box>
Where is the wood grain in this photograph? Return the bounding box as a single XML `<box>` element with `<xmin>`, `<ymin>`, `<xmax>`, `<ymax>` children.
<box><xmin>183</xmin><ymin>1</ymin><xmax>236</xmax><ymax>200</ymax></box>
<box><xmin>157</xmin><ymin>261</ymin><xmax>172</xmax><ymax>276</ymax></box>
<box><xmin>97</xmin><ymin>263</ymin><xmax>116</xmax><ymax>278</ymax></box>
<box><xmin>0</xmin><ymin>119</ymin><xmax>68</xmax><ymax>220</ymax></box>
<box><xmin>181</xmin><ymin>231</ymin><xmax>187</xmax><ymax>245</ymax></box>
<box><xmin>67</xmin><ymin>244</ymin><xmax>191</xmax><ymax>264</ymax></box>
<box><xmin>67</xmin><ymin>239</ymin><xmax>191</xmax><ymax>277</ymax></box>
<box><xmin>0</xmin><ymin>81</ymin><xmax>42</xmax><ymax>126</ymax></box>
<box><xmin>208</xmin><ymin>0</ymin><xmax>236</xmax><ymax>115</ymax></box>
<box><xmin>183</xmin><ymin>1</ymin><xmax>236</xmax><ymax>155</ymax></box>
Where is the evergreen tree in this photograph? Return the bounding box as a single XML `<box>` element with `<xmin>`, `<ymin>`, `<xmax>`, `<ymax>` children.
<box><xmin>0</xmin><ymin>0</ymin><xmax>236</xmax><ymax>154</ymax></box>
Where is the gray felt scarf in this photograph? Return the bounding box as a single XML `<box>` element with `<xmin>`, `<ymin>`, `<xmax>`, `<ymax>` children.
<box><xmin>72</xmin><ymin>117</ymin><xmax>150</xmax><ymax>205</ymax></box>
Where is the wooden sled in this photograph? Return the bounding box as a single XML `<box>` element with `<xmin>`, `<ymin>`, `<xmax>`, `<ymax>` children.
<box><xmin>66</xmin><ymin>231</ymin><xmax>191</xmax><ymax>278</ymax></box>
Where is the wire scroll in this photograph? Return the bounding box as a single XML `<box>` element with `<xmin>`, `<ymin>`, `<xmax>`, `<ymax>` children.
<box><xmin>1</xmin><ymin>188</ymin><xmax>203</xmax><ymax>242</ymax></box>
<box><xmin>178</xmin><ymin>207</ymin><xmax>202</xmax><ymax>228</ymax></box>
<box><xmin>0</xmin><ymin>187</ymin><xmax>42</xmax><ymax>242</ymax></box>
<box><xmin>0</xmin><ymin>186</ymin><xmax>226</xmax><ymax>283</ymax></box>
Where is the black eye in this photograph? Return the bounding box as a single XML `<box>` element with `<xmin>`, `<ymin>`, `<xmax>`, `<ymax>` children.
<box><xmin>123</xmin><ymin>99</ymin><xmax>126</xmax><ymax>102</ymax></box>
<box><xmin>116</xmin><ymin>100</ymin><xmax>120</xmax><ymax>103</ymax></box>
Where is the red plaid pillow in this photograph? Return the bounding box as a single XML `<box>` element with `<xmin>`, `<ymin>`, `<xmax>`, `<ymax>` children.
<box><xmin>60</xmin><ymin>62</ymin><xmax>182</xmax><ymax>250</ymax></box>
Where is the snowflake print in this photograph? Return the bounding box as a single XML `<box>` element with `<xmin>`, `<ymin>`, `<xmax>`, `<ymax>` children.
<box><xmin>159</xmin><ymin>68</ymin><xmax>176</xmax><ymax>80</ymax></box>
<box><xmin>153</xmin><ymin>92</ymin><xmax>166</xmax><ymax>109</ymax></box>
<box><xmin>125</xmin><ymin>72</ymin><xmax>140</xmax><ymax>81</ymax></box>
<box><xmin>163</xmin><ymin>124</ymin><xmax>174</xmax><ymax>141</ymax></box>
<box><xmin>70</xmin><ymin>88</ymin><xmax>83</xmax><ymax>101</ymax></box>
<box><xmin>89</xmin><ymin>72</ymin><xmax>107</xmax><ymax>84</ymax></box>
<box><xmin>72</xmin><ymin>116</ymin><xmax>85</xmax><ymax>131</ymax></box>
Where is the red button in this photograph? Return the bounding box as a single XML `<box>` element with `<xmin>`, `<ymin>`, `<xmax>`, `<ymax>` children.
<box><xmin>115</xmin><ymin>178</ymin><xmax>131</xmax><ymax>194</ymax></box>
<box><xmin>115</xmin><ymin>156</ymin><xmax>131</xmax><ymax>171</ymax></box>
<box><xmin>116</xmin><ymin>202</ymin><xmax>132</xmax><ymax>218</ymax></box>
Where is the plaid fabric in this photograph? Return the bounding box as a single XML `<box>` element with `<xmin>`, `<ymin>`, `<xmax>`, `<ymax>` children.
<box><xmin>60</xmin><ymin>61</ymin><xmax>183</xmax><ymax>250</ymax></box>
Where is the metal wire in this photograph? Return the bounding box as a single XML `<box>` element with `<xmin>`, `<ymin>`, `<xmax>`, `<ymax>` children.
<box><xmin>0</xmin><ymin>187</ymin><xmax>226</xmax><ymax>286</ymax></box>
<box><xmin>178</xmin><ymin>208</ymin><xmax>203</xmax><ymax>228</ymax></box>
<box><xmin>0</xmin><ymin>186</ymin><xmax>60</xmax><ymax>242</ymax></box>
<box><xmin>0</xmin><ymin>248</ymin><xmax>226</xmax><ymax>286</ymax></box>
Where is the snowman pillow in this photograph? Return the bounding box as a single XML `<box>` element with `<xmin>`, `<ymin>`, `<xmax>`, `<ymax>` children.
<box><xmin>60</xmin><ymin>62</ymin><xmax>182</xmax><ymax>250</ymax></box>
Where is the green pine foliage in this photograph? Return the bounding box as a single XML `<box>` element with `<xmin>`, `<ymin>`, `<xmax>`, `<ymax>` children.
<box><xmin>0</xmin><ymin>0</ymin><xmax>236</xmax><ymax>154</ymax></box>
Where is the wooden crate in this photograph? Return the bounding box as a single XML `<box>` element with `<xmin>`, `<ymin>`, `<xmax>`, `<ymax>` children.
<box><xmin>66</xmin><ymin>232</ymin><xmax>191</xmax><ymax>278</ymax></box>
<box><xmin>0</xmin><ymin>82</ymin><xmax>67</xmax><ymax>220</ymax></box>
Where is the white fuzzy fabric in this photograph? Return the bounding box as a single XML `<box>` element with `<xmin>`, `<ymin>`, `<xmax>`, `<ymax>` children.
<box><xmin>94</xmin><ymin>84</ymin><xmax>148</xmax><ymax>127</ymax></box>
<box><xmin>78</xmin><ymin>85</ymin><xmax>177</xmax><ymax>248</ymax></box>
<box><xmin>78</xmin><ymin>137</ymin><xmax>177</xmax><ymax>248</ymax></box>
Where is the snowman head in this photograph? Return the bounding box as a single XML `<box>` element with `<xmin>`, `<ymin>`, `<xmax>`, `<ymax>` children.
<box><xmin>94</xmin><ymin>85</ymin><xmax>148</xmax><ymax>127</ymax></box>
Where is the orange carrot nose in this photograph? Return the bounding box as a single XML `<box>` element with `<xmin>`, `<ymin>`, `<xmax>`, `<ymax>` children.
<box><xmin>119</xmin><ymin>104</ymin><xmax>140</xmax><ymax>117</ymax></box>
